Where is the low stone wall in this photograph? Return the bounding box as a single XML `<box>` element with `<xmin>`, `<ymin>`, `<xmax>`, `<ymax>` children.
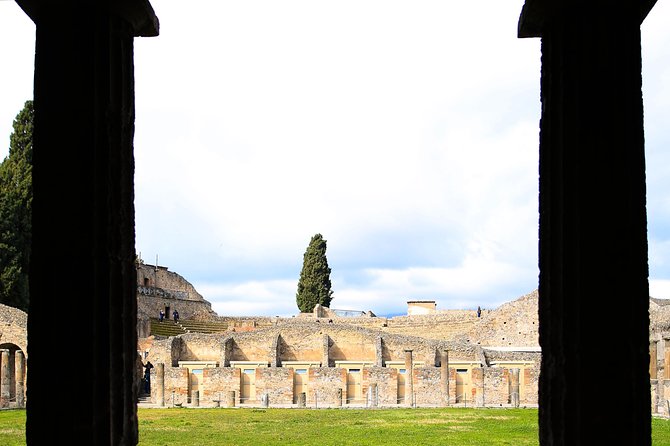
<box><xmin>203</xmin><ymin>367</ymin><xmax>240</xmax><ymax>406</ymax></box>
<box><xmin>308</xmin><ymin>367</ymin><xmax>347</xmax><ymax>407</ymax></box>
<box><xmin>256</xmin><ymin>368</ymin><xmax>293</xmax><ymax>406</ymax></box>
<box><xmin>149</xmin><ymin>362</ymin><xmax>536</xmax><ymax>409</ymax></box>
<box><xmin>363</xmin><ymin>367</ymin><xmax>398</xmax><ymax>406</ymax></box>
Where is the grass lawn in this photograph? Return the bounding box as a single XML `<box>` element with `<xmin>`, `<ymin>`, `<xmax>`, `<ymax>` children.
<box><xmin>0</xmin><ymin>408</ymin><xmax>669</xmax><ymax>445</ymax></box>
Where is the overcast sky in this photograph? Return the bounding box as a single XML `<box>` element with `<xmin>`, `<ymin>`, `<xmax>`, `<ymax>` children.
<box><xmin>1</xmin><ymin>1</ymin><xmax>669</xmax><ymax>317</ymax></box>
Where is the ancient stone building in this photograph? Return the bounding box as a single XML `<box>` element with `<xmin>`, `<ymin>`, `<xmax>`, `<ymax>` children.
<box><xmin>0</xmin><ymin>303</ymin><xmax>27</xmax><ymax>409</ymax></box>
<box><xmin>136</xmin><ymin>262</ymin><xmax>216</xmax><ymax>337</ymax></box>
<box><xmin>12</xmin><ymin>0</ymin><xmax>662</xmax><ymax>442</ymax></box>
<box><xmin>137</xmin><ymin>278</ymin><xmax>670</xmax><ymax>413</ymax></box>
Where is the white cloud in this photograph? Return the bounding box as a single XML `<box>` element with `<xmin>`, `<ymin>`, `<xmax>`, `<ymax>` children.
<box><xmin>2</xmin><ymin>1</ymin><xmax>669</xmax><ymax>317</ymax></box>
<box><xmin>650</xmin><ymin>280</ymin><xmax>670</xmax><ymax>301</ymax></box>
<box><xmin>0</xmin><ymin>3</ymin><xmax>35</xmax><ymax>159</ymax></box>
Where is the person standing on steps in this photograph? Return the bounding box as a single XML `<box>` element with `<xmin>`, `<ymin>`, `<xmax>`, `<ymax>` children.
<box><xmin>173</xmin><ymin>309</ymin><xmax>179</xmax><ymax>323</ymax></box>
<box><xmin>159</xmin><ymin>309</ymin><xmax>164</xmax><ymax>322</ymax></box>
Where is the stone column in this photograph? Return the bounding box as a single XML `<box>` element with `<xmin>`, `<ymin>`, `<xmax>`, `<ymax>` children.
<box><xmin>650</xmin><ymin>340</ymin><xmax>658</xmax><ymax>379</ymax></box>
<box><xmin>510</xmin><ymin>368</ymin><xmax>520</xmax><ymax>408</ymax></box>
<box><xmin>192</xmin><ymin>390</ymin><xmax>199</xmax><ymax>407</ymax></box>
<box><xmin>375</xmin><ymin>337</ymin><xmax>383</xmax><ymax>367</ymax></box>
<box><xmin>0</xmin><ymin>349</ymin><xmax>10</xmax><ymax>408</ymax></box>
<box><xmin>665</xmin><ymin>338</ymin><xmax>670</xmax><ymax>380</ymax></box>
<box><xmin>440</xmin><ymin>350</ymin><xmax>449</xmax><ymax>406</ymax></box>
<box><xmin>368</xmin><ymin>383</ymin><xmax>378</xmax><ymax>408</ymax></box>
<box><xmin>25</xmin><ymin>3</ymin><xmax>159</xmax><ymax>443</ymax></box>
<box><xmin>225</xmin><ymin>391</ymin><xmax>236</xmax><ymax>408</ymax></box>
<box><xmin>322</xmin><ymin>334</ymin><xmax>330</xmax><ymax>367</ymax></box>
<box><xmin>518</xmin><ymin>1</ymin><xmax>654</xmax><ymax>443</ymax></box>
<box><xmin>15</xmin><ymin>351</ymin><xmax>25</xmax><ymax>408</ymax></box>
<box><xmin>156</xmin><ymin>363</ymin><xmax>165</xmax><ymax>407</ymax></box>
<box><xmin>404</xmin><ymin>349</ymin><xmax>413</xmax><ymax>407</ymax></box>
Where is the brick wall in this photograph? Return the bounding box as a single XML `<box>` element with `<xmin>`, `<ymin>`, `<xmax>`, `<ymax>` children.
<box><xmin>256</xmin><ymin>367</ymin><xmax>293</xmax><ymax>406</ymax></box>
<box><xmin>308</xmin><ymin>367</ymin><xmax>346</xmax><ymax>407</ymax></box>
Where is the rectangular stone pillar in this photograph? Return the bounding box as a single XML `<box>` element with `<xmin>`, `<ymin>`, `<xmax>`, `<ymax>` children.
<box><xmin>375</xmin><ymin>337</ymin><xmax>383</xmax><ymax>367</ymax></box>
<box><xmin>510</xmin><ymin>368</ymin><xmax>520</xmax><ymax>408</ymax></box>
<box><xmin>270</xmin><ymin>334</ymin><xmax>280</xmax><ymax>367</ymax></box>
<box><xmin>0</xmin><ymin>349</ymin><xmax>9</xmax><ymax>408</ymax></box>
<box><xmin>665</xmin><ymin>338</ymin><xmax>670</xmax><ymax>380</ymax></box>
<box><xmin>155</xmin><ymin>363</ymin><xmax>165</xmax><ymax>407</ymax></box>
<box><xmin>519</xmin><ymin>1</ymin><xmax>653</xmax><ymax>443</ymax></box>
<box><xmin>404</xmin><ymin>349</ymin><xmax>413</xmax><ymax>407</ymax></box>
<box><xmin>15</xmin><ymin>351</ymin><xmax>25</xmax><ymax>408</ymax></box>
<box><xmin>323</xmin><ymin>335</ymin><xmax>330</xmax><ymax>367</ymax></box>
<box><xmin>24</xmin><ymin>1</ymin><xmax>158</xmax><ymax>443</ymax></box>
<box><xmin>222</xmin><ymin>338</ymin><xmax>233</xmax><ymax>368</ymax></box>
<box><xmin>472</xmin><ymin>367</ymin><xmax>485</xmax><ymax>407</ymax></box>
<box><xmin>440</xmin><ymin>350</ymin><xmax>449</xmax><ymax>406</ymax></box>
<box><xmin>650</xmin><ymin>340</ymin><xmax>658</xmax><ymax>379</ymax></box>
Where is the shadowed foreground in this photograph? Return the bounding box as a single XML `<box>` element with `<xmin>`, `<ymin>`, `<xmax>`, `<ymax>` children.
<box><xmin>1</xmin><ymin>408</ymin><xmax>669</xmax><ymax>445</ymax></box>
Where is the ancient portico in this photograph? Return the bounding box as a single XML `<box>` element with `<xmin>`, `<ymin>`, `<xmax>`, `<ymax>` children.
<box><xmin>0</xmin><ymin>303</ymin><xmax>27</xmax><ymax>409</ymax></box>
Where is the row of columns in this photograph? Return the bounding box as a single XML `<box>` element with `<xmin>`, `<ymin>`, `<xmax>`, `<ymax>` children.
<box><xmin>0</xmin><ymin>349</ymin><xmax>26</xmax><ymax>408</ymax></box>
<box><xmin>650</xmin><ymin>339</ymin><xmax>670</xmax><ymax>415</ymax></box>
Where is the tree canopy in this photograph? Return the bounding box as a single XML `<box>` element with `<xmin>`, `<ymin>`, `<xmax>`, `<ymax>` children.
<box><xmin>0</xmin><ymin>100</ymin><xmax>33</xmax><ymax>311</ymax></box>
<box><xmin>296</xmin><ymin>233</ymin><xmax>333</xmax><ymax>313</ymax></box>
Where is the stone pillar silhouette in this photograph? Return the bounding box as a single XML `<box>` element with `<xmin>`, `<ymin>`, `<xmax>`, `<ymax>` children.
<box><xmin>24</xmin><ymin>1</ymin><xmax>159</xmax><ymax>443</ymax></box>
<box><xmin>519</xmin><ymin>1</ymin><xmax>655</xmax><ymax>442</ymax></box>
<box><xmin>15</xmin><ymin>351</ymin><xmax>25</xmax><ymax>408</ymax></box>
<box><xmin>0</xmin><ymin>349</ymin><xmax>9</xmax><ymax>408</ymax></box>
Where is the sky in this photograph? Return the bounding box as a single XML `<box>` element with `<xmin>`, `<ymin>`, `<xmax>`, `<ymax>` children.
<box><xmin>1</xmin><ymin>1</ymin><xmax>669</xmax><ymax>317</ymax></box>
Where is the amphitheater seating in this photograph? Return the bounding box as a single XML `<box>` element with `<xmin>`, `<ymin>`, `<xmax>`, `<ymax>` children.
<box><xmin>150</xmin><ymin>319</ymin><xmax>186</xmax><ymax>336</ymax></box>
<box><xmin>177</xmin><ymin>319</ymin><xmax>229</xmax><ymax>334</ymax></box>
<box><xmin>149</xmin><ymin>318</ymin><xmax>229</xmax><ymax>336</ymax></box>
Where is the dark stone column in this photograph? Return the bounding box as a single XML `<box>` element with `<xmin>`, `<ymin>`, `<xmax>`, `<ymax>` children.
<box><xmin>18</xmin><ymin>1</ymin><xmax>158</xmax><ymax>443</ymax></box>
<box><xmin>519</xmin><ymin>1</ymin><xmax>653</xmax><ymax>443</ymax></box>
<box><xmin>0</xmin><ymin>349</ymin><xmax>9</xmax><ymax>408</ymax></box>
<box><xmin>15</xmin><ymin>351</ymin><xmax>25</xmax><ymax>408</ymax></box>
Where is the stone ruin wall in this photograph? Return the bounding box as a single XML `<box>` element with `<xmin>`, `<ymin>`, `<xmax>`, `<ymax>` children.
<box><xmin>136</xmin><ymin>263</ymin><xmax>216</xmax><ymax>332</ymax></box>
<box><xmin>0</xmin><ymin>303</ymin><xmax>28</xmax><ymax>356</ymax></box>
<box><xmin>0</xmin><ymin>303</ymin><xmax>27</xmax><ymax>409</ymax></box>
<box><xmin>146</xmin><ymin>324</ymin><xmax>541</xmax><ymax>408</ymax></box>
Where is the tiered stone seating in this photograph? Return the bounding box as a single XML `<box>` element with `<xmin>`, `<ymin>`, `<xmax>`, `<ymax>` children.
<box><xmin>176</xmin><ymin>319</ymin><xmax>229</xmax><ymax>334</ymax></box>
<box><xmin>150</xmin><ymin>319</ymin><xmax>187</xmax><ymax>337</ymax></box>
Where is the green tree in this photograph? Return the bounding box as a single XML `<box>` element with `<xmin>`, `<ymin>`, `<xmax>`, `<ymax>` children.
<box><xmin>0</xmin><ymin>100</ymin><xmax>33</xmax><ymax>311</ymax></box>
<box><xmin>296</xmin><ymin>233</ymin><xmax>333</xmax><ymax>312</ymax></box>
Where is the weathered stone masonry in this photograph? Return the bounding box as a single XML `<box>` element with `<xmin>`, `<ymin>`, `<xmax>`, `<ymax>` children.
<box><xmin>148</xmin><ymin>323</ymin><xmax>540</xmax><ymax>408</ymax></box>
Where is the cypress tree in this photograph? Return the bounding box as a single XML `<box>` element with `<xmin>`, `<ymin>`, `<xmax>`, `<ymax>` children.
<box><xmin>0</xmin><ymin>100</ymin><xmax>33</xmax><ymax>311</ymax></box>
<box><xmin>296</xmin><ymin>233</ymin><xmax>333</xmax><ymax>312</ymax></box>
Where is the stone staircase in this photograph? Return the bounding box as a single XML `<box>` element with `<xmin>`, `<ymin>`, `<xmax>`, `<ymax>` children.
<box><xmin>149</xmin><ymin>318</ymin><xmax>229</xmax><ymax>336</ymax></box>
<box><xmin>149</xmin><ymin>319</ymin><xmax>187</xmax><ymax>336</ymax></box>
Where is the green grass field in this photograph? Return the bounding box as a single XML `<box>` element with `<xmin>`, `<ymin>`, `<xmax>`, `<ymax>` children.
<box><xmin>1</xmin><ymin>408</ymin><xmax>669</xmax><ymax>445</ymax></box>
